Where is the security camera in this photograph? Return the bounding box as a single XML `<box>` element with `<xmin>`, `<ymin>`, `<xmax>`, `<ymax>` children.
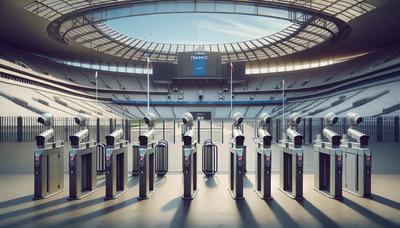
<box><xmin>287</xmin><ymin>112</ymin><xmax>303</xmax><ymax>147</ymax></box>
<box><xmin>346</xmin><ymin>112</ymin><xmax>369</xmax><ymax>147</ymax></box>
<box><xmin>324</xmin><ymin>112</ymin><xmax>338</xmax><ymax>126</ymax></box>
<box><xmin>38</xmin><ymin>113</ymin><xmax>53</xmax><ymax>128</ymax></box>
<box><xmin>347</xmin><ymin>112</ymin><xmax>363</xmax><ymax>127</ymax></box>
<box><xmin>289</xmin><ymin>112</ymin><xmax>301</xmax><ymax>127</ymax></box>
<box><xmin>259</xmin><ymin>113</ymin><xmax>271</xmax><ymax>127</ymax></box>
<box><xmin>140</xmin><ymin>113</ymin><xmax>155</xmax><ymax>146</ymax></box>
<box><xmin>144</xmin><ymin>112</ymin><xmax>156</xmax><ymax>128</ymax></box>
<box><xmin>106</xmin><ymin>129</ymin><xmax>124</xmax><ymax>146</ymax></box>
<box><xmin>233</xmin><ymin>112</ymin><xmax>243</xmax><ymax>127</ymax></box>
<box><xmin>74</xmin><ymin>113</ymin><xmax>87</xmax><ymax>129</ymax></box>
<box><xmin>36</xmin><ymin>128</ymin><xmax>55</xmax><ymax>147</ymax></box>
<box><xmin>322</xmin><ymin>113</ymin><xmax>341</xmax><ymax>147</ymax></box>
<box><xmin>182</xmin><ymin>112</ymin><xmax>194</xmax><ymax>128</ymax></box>
<box><xmin>70</xmin><ymin>129</ymin><xmax>89</xmax><ymax>146</ymax></box>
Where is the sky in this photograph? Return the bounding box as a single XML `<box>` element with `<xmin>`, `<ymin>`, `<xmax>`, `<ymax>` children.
<box><xmin>105</xmin><ymin>13</ymin><xmax>292</xmax><ymax>44</ymax></box>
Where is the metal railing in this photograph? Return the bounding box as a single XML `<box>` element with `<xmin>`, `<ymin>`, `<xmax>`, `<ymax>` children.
<box><xmin>0</xmin><ymin>116</ymin><xmax>398</xmax><ymax>143</ymax></box>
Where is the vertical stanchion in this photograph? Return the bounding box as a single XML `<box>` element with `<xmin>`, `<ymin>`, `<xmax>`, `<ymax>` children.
<box><xmin>17</xmin><ymin>116</ymin><xmax>22</xmax><ymax>142</ymax></box>
<box><xmin>221</xmin><ymin>120</ymin><xmax>224</xmax><ymax>144</ymax></box>
<box><xmin>210</xmin><ymin>120</ymin><xmax>213</xmax><ymax>142</ymax></box>
<box><xmin>0</xmin><ymin>117</ymin><xmax>3</xmax><ymax>142</ymax></box>
<box><xmin>377</xmin><ymin>116</ymin><xmax>383</xmax><ymax>142</ymax></box>
<box><xmin>197</xmin><ymin>120</ymin><xmax>201</xmax><ymax>144</ymax></box>
<box><xmin>394</xmin><ymin>116</ymin><xmax>399</xmax><ymax>142</ymax></box>
<box><xmin>173</xmin><ymin>120</ymin><xmax>176</xmax><ymax>144</ymax></box>
<box><xmin>163</xmin><ymin>120</ymin><xmax>165</xmax><ymax>140</ymax></box>
<box><xmin>308</xmin><ymin>118</ymin><xmax>313</xmax><ymax>144</ymax></box>
<box><xmin>96</xmin><ymin>118</ymin><xmax>100</xmax><ymax>143</ymax></box>
<box><xmin>275</xmin><ymin>118</ymin><xmax>279</xmax><ymax>142</ymax></box>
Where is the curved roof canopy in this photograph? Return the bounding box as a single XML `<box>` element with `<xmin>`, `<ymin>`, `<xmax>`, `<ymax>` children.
<box><xmin>24</xmin><ymin>0</ymin><xmax>375</xmax><ymax>63</ymax></box>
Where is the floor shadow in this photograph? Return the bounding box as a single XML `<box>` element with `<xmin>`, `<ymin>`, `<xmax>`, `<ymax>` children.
<box><xmin>169</xmin><ymin>199</ymin><xmax>191</xmax><ymax>228</ymax></box>
<box><xmin>54</xmin><ymin>197</ymin><xmax>140</xmax><ymax>227</ymax></box>
<box><xmin>161</xmin><ymin>196</ymin><xmax>181</xmax><ymax>212</ymax></box>
<box><xmin>235</xmin><ymin>200</ymin><xmax>259</xmax><ymax>228</ymax></box>
<box><xmin>0</xmin><ymin>195</ymin><xmax>32</xmax><ymax>209</ymax></box>
<box><xmin>243</xmin><ymin>175</ymin><xmax>254</xmax><ymax>188</ymax></box>
<box><xmin>341</xmin><ymin>197</ymin><xmax>399</xmax><ymax>227</ymax></box>
<box><xmin>203</xmin><ymin>175</ymin><xmax>218</xmax><ymax>188</ymax></box>
<box><xmin>1</xmin><ymin>196</ymin><xmax>105</xmax><ymax>227</ymax></box>
<box><xmin>266</xmin><ymin>200</ymin><xmax>298</xmax><ymax>227</ymax></box>
<box><xmin>96</xmin><ymin>175</ymin><xmax>105</xmax><ymax>181</ymax></box>
<box><xmin>372</xmin><ymin>194</ymin><xmax>400</xmax><ymax>210</ymax></box>
<box><xmin>128</xmin><ymin>176</ymin><xmax>139</xmax><ymax>188</ymax></box>
<box><xmin>156</xmin><ymin>175</ymin><xmax>167</xmax><ymax>188</ymax></box>
<box><xmin>297</xmin><ymin>198</ymin><xmax>340</xmax><ymax>228</ymax></box>
<box><xmin>0</xmin><ymin>196</ymin><xmax>69</xmax><ymax>221</ymax></box>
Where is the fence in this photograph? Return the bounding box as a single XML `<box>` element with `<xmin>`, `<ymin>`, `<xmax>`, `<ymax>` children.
<box><xmin>0</xmin><ymin>116</ymin><xmax>130</xmax><ymax>142</ymax></box>
<box><xmin>0</xmin><ymin>116</ymin><xmax>399</xmax><ymax>143</ymax></box>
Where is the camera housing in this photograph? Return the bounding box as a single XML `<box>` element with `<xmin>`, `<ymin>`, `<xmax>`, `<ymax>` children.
<box><xmin>257</xmin><ymin>113</ymin><xmax>272</xmax><ymax>147</ymax></box>
<box><xmin>322</xmin><ymin>113</ymin><xmax>341</xmax><ymax>147</ymax></box>
<box><xmin>346</xmin><ymin>112</ymin><xmax>369</xmax><ymax>147</ymax></box>
<box><xmin>106</xmin><ymin>129</ymin><xmax>124</xmax><ymax>146</ymax></box>
<box><xmin>140</xmin><ymin>113</ymin><xmax>156</xmax><ymax>146</ymax></box>
<box><xmin>287</xmin><ymin>112</ymin><xmax>303</xmax><ymax>147</ymax></box>
<box><xmin>182</xmin><ymin>112</ymin><xmax>194</xmax><ymax>128</ymax></box>
<box><xmin>288</xmin><ymin>112</ymin><xmax>301</xmax><ymax>128</ymax></box>
<box><xmin>38</xmin><ymin>113</ymin><xmax>54</xmax><ymax>128</ymax></box>
<box><xmin>324</xmin><ymin>112</ymin><xmax>338</xmax><ymax>126</ymax></box>
<box><xmin>182</xmin><ymin>113</ymin><xmax>195</xmax><ymax>146</ymax></box>
<box><xmin>259</xmin><ymin>113</ymin><xmax>271</xmax><ymax>127</ymax></box>
<box><xmin>233</xmin><ymin>112</ymin><xmax>243</xmax><ymax>127</ymax></box>
<box><xmin>70</xmin><ymin>113</ymin><xmax>89</xmax><ymax>146</ymax></box>
<box><xmin>74</xmin><ymin>113</ymin><xmax>87</xmax><ymax>129</ymax></box>
<box><xmin>36</xmin><ymin>113</ymin><xmax>55</xmax><ymax>146</ymax></box>
<box><xmin>144</xmin><ymin>113</ymin><xmax>156</xmax><ymax>128</ymax></box>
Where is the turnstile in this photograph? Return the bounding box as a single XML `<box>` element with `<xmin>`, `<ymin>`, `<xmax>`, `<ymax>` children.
<box><xmin>341</xmin><ymin>112</ymin><xmax>372</xmax><ymax>198</ymax></box>
<box><xmin>254</xmin><ymin>113</ymin><xmax>273</xmax><ymax>199</ymax></box>
<box><xmin>104</xmin><ymin>129</ymin><xmax>128</xmax><ymax>200</ymax></box>
<box><xmin>33</xmin><ymin>113</ymin><xmax>64</xmax><ymax>200</ymax></box>
<box><xmin>228</xmin><ymin>113</ymin><xmax>246</xmax><ymax>200</ymax></box>
<box><xmin>138</xmin><ymin>114</ymin><xmax>156</xmax><ymax>199</ymax></box>
<box><xmin>314</xmin><ymin>135</ymin><xmax>343</xmax><ymax>198</ymax></box>
<box><xmin>313</xmin><ymin>113</ymin><xmax>343</xmax><ymax>199</ymax></box>
<box><xmin>69</xmin><ymin>138</ymin><xmax>97</xmax><ymax>200</ymax></box>
<box><xmin>155</xmin><ymin>139</ymin><xmax>169</xmax><ymax>176</ymax></box>
<box><xmin>279</xmin><ymin>113</ymin><xmax>303</xmax><ymax>199</ymax></box>
<box><xmin>202</xmin><ymin>139</ymin><xmax>218</xmax><ymax>176</ymax></box>
<box><xmin>182</xmin><ymin>113</ymin><xmax>198</xmax><ymax>200</ymax></box>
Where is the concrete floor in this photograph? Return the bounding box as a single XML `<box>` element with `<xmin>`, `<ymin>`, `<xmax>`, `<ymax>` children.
<box><xmin>0</xmin><ymin>173</ymin><xmax>399</xmax><ymax>228</ymax></box>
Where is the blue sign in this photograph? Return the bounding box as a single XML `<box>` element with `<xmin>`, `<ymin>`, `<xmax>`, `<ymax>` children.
<box><xmin>191</xmin><ymin>55</ymin><xmax>207</xmax><ymax>76</ymax></box>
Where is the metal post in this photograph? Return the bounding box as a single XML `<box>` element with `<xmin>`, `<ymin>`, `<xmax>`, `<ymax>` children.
<box><xmin>377</xmin><ymin>116</ymin><xmax>383</xmax><ymax>142</ymax></box>
<box><xmin>303</xmin><ymin>118</ymin><xmax>306</xmax><ymax>144</ymax></box>
<box><xmin>221</xmin><ymin>120</ymin><xmax>224</xmax><ymax>144</ymax></box>
<box><xmin>308</xmin><ymin>118</ymin><xmax>313</xmax><ymax>144</ymax></box>
<box><xmin>96</xmin><ymin>118</ymin><xmax>100</xmax><ymax>143</ymax></box>
<box><xmin>163</xmin><ymin>120</ymin><xmax>165</xmax><ymax>140</ymax></box>
<box><xmin>198</xmin><ymin>120</ymin><xmax>201</xmax><ymax>144</ymax></box>
<box><xmin>282</xmin><ymin>79</ymin><xmax>285</xmax><ymax>140</ymax></box>
<box><xmin>173</xmin><ymin>120</ymin><xmax>176</xmax><ymax>144</ymax></box>
<box><xmin>394</xmin><ymin>116</ymin><xmax>399</xmax><ymax>142</ymax></box>
<box><xmin>17</xmin><ymin>116</ymin><xmax>23</xmax><ymax>142</ymax></box>
<box><xmin>210</xmin><ymin>120</ymin><xmax>213</xmax><ymax>142</ymax></box>
<box><xmin>230</xmin><ymin>62</ymin><xmax>233</xmax><ymax>118</ymax></box>
<box><xmin>147</xmin><ymin>57</ymin><xmax>150</xmax><ymax>113</ymax></box>
<box><xmin>95</xmin><ymin>71</ymin><xmax>98</xmax><ymax>109</ymax></box>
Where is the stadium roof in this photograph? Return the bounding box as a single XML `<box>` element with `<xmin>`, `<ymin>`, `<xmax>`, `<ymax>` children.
<box><xmin>1</xmin><ymin>0</ymin><xmax>400</xmax><ymax>67</ymax></box>
<box><xmin>22</xmin><ymin>0</ymin><xmax>375</xmax><ymax>63</ymax></box>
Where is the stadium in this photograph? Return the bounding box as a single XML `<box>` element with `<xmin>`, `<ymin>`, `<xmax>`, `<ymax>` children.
<box><xmin>0</xmin><ymin>0</ymin><xmax>399</xmax><ymax>227</ymax></box>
